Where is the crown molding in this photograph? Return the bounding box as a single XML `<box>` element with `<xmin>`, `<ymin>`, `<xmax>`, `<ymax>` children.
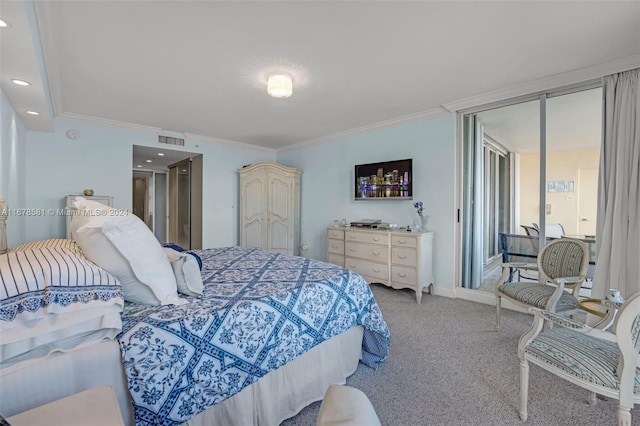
<box><xmin>278</xmin><ymin>106</ymin><xmax>448</xmax><ymax>152</ymax></box>
<box><xmin>184</xmin><ymin>133</ymin><xmax>276</xmax><ymax>153</ymax></box>
<box><xmin>442</xmin><ymin>54</ymin><xmax>640</xmax><ymax>113</ymax></box>
<box><xmin>58</xmin><ymin>112</ymin><xmax>162</xmax><ymax>133</ymax></box>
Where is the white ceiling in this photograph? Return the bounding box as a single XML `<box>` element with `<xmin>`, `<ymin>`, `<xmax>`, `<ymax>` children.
<box><xmin>2</xmin><ymin>1</ymin><xmax>640</xmax><ymax>150</ymax></box>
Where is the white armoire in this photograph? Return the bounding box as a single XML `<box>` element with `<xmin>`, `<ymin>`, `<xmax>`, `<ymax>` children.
<box><xmin>239</xmin><ymin>162</ymin><xmax>301</xmax><ymax>255</ymax></box>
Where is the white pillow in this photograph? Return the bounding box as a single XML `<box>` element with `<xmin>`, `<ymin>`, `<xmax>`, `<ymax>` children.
<box><xmin>71</xmin><ymin>198</ymin><xmax>185</xmax><ymax>306</ymax></box>
<box><xmin>163</xmin><ymin>248</ymin><xmax>204</xmax><ymax>297</ymax></box>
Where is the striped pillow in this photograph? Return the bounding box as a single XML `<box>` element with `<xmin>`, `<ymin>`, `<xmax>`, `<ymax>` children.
<box><xmin>0</xmin><ymin>247</ymin><xmax>122</xmax><ymax>324</ymax></box>
<box><xmin>9</xmin><ymin>238</ymin><xmax>82</xmax><ymax>255</ymax></box>
<box><xmin>1</xmin><ymin>248</ymin><xmax>125</xmax><ymax>364</ymax></box>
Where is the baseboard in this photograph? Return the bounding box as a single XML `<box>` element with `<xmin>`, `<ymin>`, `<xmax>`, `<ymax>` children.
<box><xmin>434</xmin><ymin>286</ymin><xmax>530</xmax><ymax>314</ymax></box>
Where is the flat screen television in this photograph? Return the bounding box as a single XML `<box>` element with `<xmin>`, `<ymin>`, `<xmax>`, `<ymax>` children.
<box><xmin>354</xmin><ymin>158</ymin><xmax>412</xmax><ymax>200</ymax></box>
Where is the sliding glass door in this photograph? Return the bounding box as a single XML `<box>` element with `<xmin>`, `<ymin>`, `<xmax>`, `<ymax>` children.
<box><xmin>460</xmin><ymin>86</ymin><xmax>601</xmax><ymax>292</ymax></box>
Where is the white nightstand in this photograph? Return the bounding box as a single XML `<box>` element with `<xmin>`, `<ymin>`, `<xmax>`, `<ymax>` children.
<box><xmin>7</xmin><ymin>385</ymin><xmax>125</xmax><ymax>426</ymax></box>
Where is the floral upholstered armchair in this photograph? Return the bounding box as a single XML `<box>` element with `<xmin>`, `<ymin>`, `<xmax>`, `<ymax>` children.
<box><xmin>517</xmin><ymin>292</ymin><xmax>640</xmax><ymax>425</ymax></box>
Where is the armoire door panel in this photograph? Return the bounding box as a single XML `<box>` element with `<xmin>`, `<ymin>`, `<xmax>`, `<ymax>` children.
<box><xmin>244</xmin><ymin>220</ymin><xmax>264</xmax><ymax>248</ymax></box>
<box><xmin>269</xmin><ymin>177</ymin><xmax>290</xmax><ymax>222</ymax></box>
<box><xmin>244</xmin><ymin>177</ymin><xmax>265</xmax><ymax>221</ymax></box>
<box><xmin>269</xmin><ymin>220</ymin><xmax>289</xmax><ymax>252</ymax></box>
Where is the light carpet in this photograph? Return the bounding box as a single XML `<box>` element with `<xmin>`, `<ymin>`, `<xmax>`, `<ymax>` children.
<box><xmin>281</xmin><ymin>284</ymin><xmax>638</xmax><ymax>425</ymax></box>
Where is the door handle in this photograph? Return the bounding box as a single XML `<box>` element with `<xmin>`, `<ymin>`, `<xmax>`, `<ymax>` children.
<box><xmin>580</xmin><ymin>218</ymin><xmax>589</xmax><ymax>221</ymax></box>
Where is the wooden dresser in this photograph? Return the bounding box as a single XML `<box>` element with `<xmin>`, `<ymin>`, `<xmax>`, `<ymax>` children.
<box><xmin>326</xmin><ymin>226</ymin><xmax>434</xmax><ymax>303</ymax></box>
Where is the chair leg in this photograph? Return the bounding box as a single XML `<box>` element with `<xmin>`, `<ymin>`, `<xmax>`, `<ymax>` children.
<box><xmin>587</xmin><ymin>391</ymin><xmax>597</xmax><ymax>406</ymax></box>
<box><xmin>496</xmin><ymin>296</ymin><xmax>501</xmax><ymax>331</ymax></box>
<box><xmin>519</xmin><ymin>359</ymin><xmax>529</xmax><ymax>421</ymax></box>
<box><xmin>617</xmin><ymin>405</ymin><xmax>631</xmax><ymax>426</ymax></box>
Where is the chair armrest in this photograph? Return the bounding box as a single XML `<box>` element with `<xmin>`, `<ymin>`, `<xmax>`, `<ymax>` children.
<box><xmin>502</xmin><ymin>262</ymin><xmax>537</xmax><ymax>269</ymax></box>
<box><xmin>530</xmin><ymin>308</ymin><xmax>587</xmax><ymax>329</ymax></box>
<box><xmin>530</xmin><ymin>308</ymin><xmax>618</xmax><ymax>343</ymax></box>
<box><xmin>556</xmin><ymin>276</ymin><xmax>585</xmax><ymax>285</ymax></box>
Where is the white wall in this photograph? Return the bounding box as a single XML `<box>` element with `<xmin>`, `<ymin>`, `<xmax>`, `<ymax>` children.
<box><xmin>0</xmin><ymin>90</ymin><xmax>27</xmax><ymax>247</ymax></box>
<box><xmin>24</xmin><ymin>118</ymin><xmax>274</xmax><ymax>248</ymax></box>
<box><xmin>277</xmin><ymin>114</ymin><xmax>457</xmax><ymax>290</ymax></box>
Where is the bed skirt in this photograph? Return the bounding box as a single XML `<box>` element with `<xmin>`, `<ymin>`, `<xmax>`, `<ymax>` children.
<box><xmin>0</xmin><ymin>326</ymin><xmax>364</xmax><ymax>426</ymax></box>
<box><xmin>184</xmin><ymin>325</ymin><xmax>364</xmax><ymax>426</ymax></box>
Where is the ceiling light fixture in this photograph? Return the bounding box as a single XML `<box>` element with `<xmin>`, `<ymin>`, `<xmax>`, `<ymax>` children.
<box><xmin>158</xmin><ymin>153</ymin><xmax>165</xmax><ymax>156</ymax></box>
<box><xmin>267</xmin><ymin>73</ymin><xmax>293</xmax><ymax>98</ymax></box>
<box><xmin>26</xmin><ymin>110</ymin><xmax>39</xmax><ymax>115</ymax></box>
<box><xmin>145</xmin><ymin>159</ymin><xmax>152</xmax><ymax>163</ymax></box>
<box><xmin>11</xmin><ymin>79</ymin><xmax>31</xmax><ymax>86</ymax></box>
<box><xmin>0</xmin><ymin>19</ymin><xmax>8</xmax><ymax>28</ymax></box>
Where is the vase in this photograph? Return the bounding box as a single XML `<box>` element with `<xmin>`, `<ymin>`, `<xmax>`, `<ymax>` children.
<box><xmin>417</xmin><ymin>214</ymin><xmax>428</xmax><ymax>232</ymax></box>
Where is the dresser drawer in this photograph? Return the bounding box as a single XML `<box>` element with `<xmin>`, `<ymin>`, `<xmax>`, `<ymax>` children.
<box><xmin>327</xmin><ymin>253</ymin><xmax>345</xmax><ymax>267</ymax></box>
<box><xmin>392</xmin><ymin>265</ymin><xmax>418</xmax><ymax>285</ymax></box>
<box><xmin>345</xmin><ymin>231</ymin><xmax>387</xmax><ymax>245</ymax></box>
<box><xmin>391</xmin><ymin>235</ymin><xmax>417</xmax><ymax>248</ymax></box>
<box><xmin>327</xmin><ymin>228</ymin><xmax>344</xmax><ymax>240</ymax></box>
<box><xmin>327</xmin><ymin>238</ymin><xmax>345</xmax><ymax>255</ymax></box>
<box><xmin>391</xmin><ymin>247</ymin><xmax>417</xmax><ymax>267</ymax></box>
<box><xmin>346</xmin><ymin>242</ymin><xmax>389</xmax><ymax>262</ymax></box>
<box><xmin>345</xmin><ymin>258</ymin><xmax>389</xmax><ymax>281</ymax></box>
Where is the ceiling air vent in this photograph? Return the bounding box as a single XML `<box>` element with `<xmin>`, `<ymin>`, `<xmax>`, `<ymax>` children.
<box><xmin>158</xmin><ymin>135</ymin><xmax>185</xmax><ymax>146</ymax></box>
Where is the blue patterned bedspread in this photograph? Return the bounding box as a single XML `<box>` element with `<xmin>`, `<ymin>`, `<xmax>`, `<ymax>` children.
<box><xmin>118</xmin><ymin>247</ymin><xmax>390</xmax><ymax>426</ymax></box>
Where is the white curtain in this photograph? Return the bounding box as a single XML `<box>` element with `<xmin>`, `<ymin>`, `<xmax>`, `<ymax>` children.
<box><xmin>593</xmin><ymin>68</ymin><xmax>640</xmax><ymax>299</ymax></box>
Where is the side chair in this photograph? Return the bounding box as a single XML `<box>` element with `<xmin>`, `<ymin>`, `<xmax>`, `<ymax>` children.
<box><xmin>518</xmin><ymin>292</ymin><xmax>640</xmax><ymax>425</ymax></box>
<box><xmin>495</xmin><ymin>237</ymin><xmax>589</xmax><ymax>331</ymax></box>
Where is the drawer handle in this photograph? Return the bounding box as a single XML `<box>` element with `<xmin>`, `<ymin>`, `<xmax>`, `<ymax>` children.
<box><xmin>349</xmin><ymin>248</ymin><xmax>356</xmax><ymax>252</ymax></box>
<box><xmin>398</xmin><ymin>272</ymin><xmax>407</xmax><ymax>278</ymax></box>
<box><xmin>373</xmin><ymin>237</ymin><xmax>380</xmax><ymax>241</ymax></box>
<box><xmin>349</xmin><ymin>234</ymin><xmax>356</xmax><ymax>239</ymax></box>
<box><xmin>332</xmin><ymin>244</ymin><xmax>339</xmax><ymax>249</ymax></box>
<box><xmin>398</xmin><ymin>254</ymin><xmax>407</xmax><ymax>259</ymax></box>
<box><xmin>398</xmin><ymin>239</ymin><xmax>407</xmax><ymax>244</ymax></box>
<box><xmin>349</xmin><ymin>263</ymin><xmax>356</xmax><ymax>268</ymax></box>
<box><xmin>373</xmin><ymin>268</ymin><xmax>380</xmax><ymax>273</ymax></box>
<box><xmin>371</xmin><ymin>250</ymin><xmax>380</xmax><ymax>256</ymax></box>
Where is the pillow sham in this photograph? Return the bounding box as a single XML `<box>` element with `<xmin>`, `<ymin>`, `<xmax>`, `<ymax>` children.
<box><xmin>9</xmin><ymin>238</ymin><xmax>81</xmax><ymax>255</ymax></box>
<box><xmin>0</xmin><ymin>248</ymin><xmax>124</xmax><ymax>365</ymax></box>
<box><xmin>163</xmin><ymin>248</ymin><xmax>204</xmax><ymax>297</ymax></box>
<box><xmin>71</xmin><ymin>197</ymin><xmax>185</xmax><ymax>306</ymax></box>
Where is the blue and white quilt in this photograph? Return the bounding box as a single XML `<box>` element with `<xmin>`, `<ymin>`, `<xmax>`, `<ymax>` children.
<box><xmin>118</xmin><ymin>246</ymin><xmax>391</xmax><ymax>426</ymax></box>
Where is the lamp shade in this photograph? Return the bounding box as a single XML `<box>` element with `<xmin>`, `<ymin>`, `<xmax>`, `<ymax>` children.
<box><xmin>267</xmin><ymin>73</ymin><xmax>293</xmax><ymax>98</ymax></box>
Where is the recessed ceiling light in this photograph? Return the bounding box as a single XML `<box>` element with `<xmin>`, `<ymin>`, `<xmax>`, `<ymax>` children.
<box><xmin>0</xmin><ymin>19</ymin><xmax>9</xmax><ymax>28</ymax></box>
<box><xmin>137</xmin><ymin>165</ymin><xmax>142</xmax><ymax>168</ymax></box>
<box><xmin>26</xmin><ymin>110</ymin><xmax>40</xmax><ymax>115</ymax></box>
<box><xmin>11</xmin><ymin>79</ymin><xmax>31</xmax><ymax>86</ymax></box>
<box><xmin>145</xmin><ymin>159</ymin><xmax>152</xmax><ymax>163</ymax></box>
<box><xmin>158</xmin><ymin>153</ymin><xmax>165</xmax><ymax>156</ymax></box>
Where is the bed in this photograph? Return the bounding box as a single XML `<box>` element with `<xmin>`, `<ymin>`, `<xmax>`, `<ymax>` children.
<box><xmin>0</xmin><ymin>196</ymin><xmax>390</xmax><ymax>425</ymax></box>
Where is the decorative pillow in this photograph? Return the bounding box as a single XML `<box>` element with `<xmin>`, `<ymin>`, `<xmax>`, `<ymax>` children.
<box><xmin>71</xmin><ymin>197</ymin><xmax>185</xmax><ymax>306</ymax></box>
<box><xmin>163</xmin><ymin>248</ymin><xmax>204</xmax><ymax>297</ymax></box>
<box><xmin>162</xmin><ymin>243</ymin><xmax>202</xmax><ymax>270</ymax></box>
<box><xmin>0</xmin><ymin>248</ymin><xmax>124</xmax><ymax>364</ymax></box>
<box><xmin>9</xmin><ymin>238</ymin><xmax>81</xmax><ymax>255</ymax></box>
